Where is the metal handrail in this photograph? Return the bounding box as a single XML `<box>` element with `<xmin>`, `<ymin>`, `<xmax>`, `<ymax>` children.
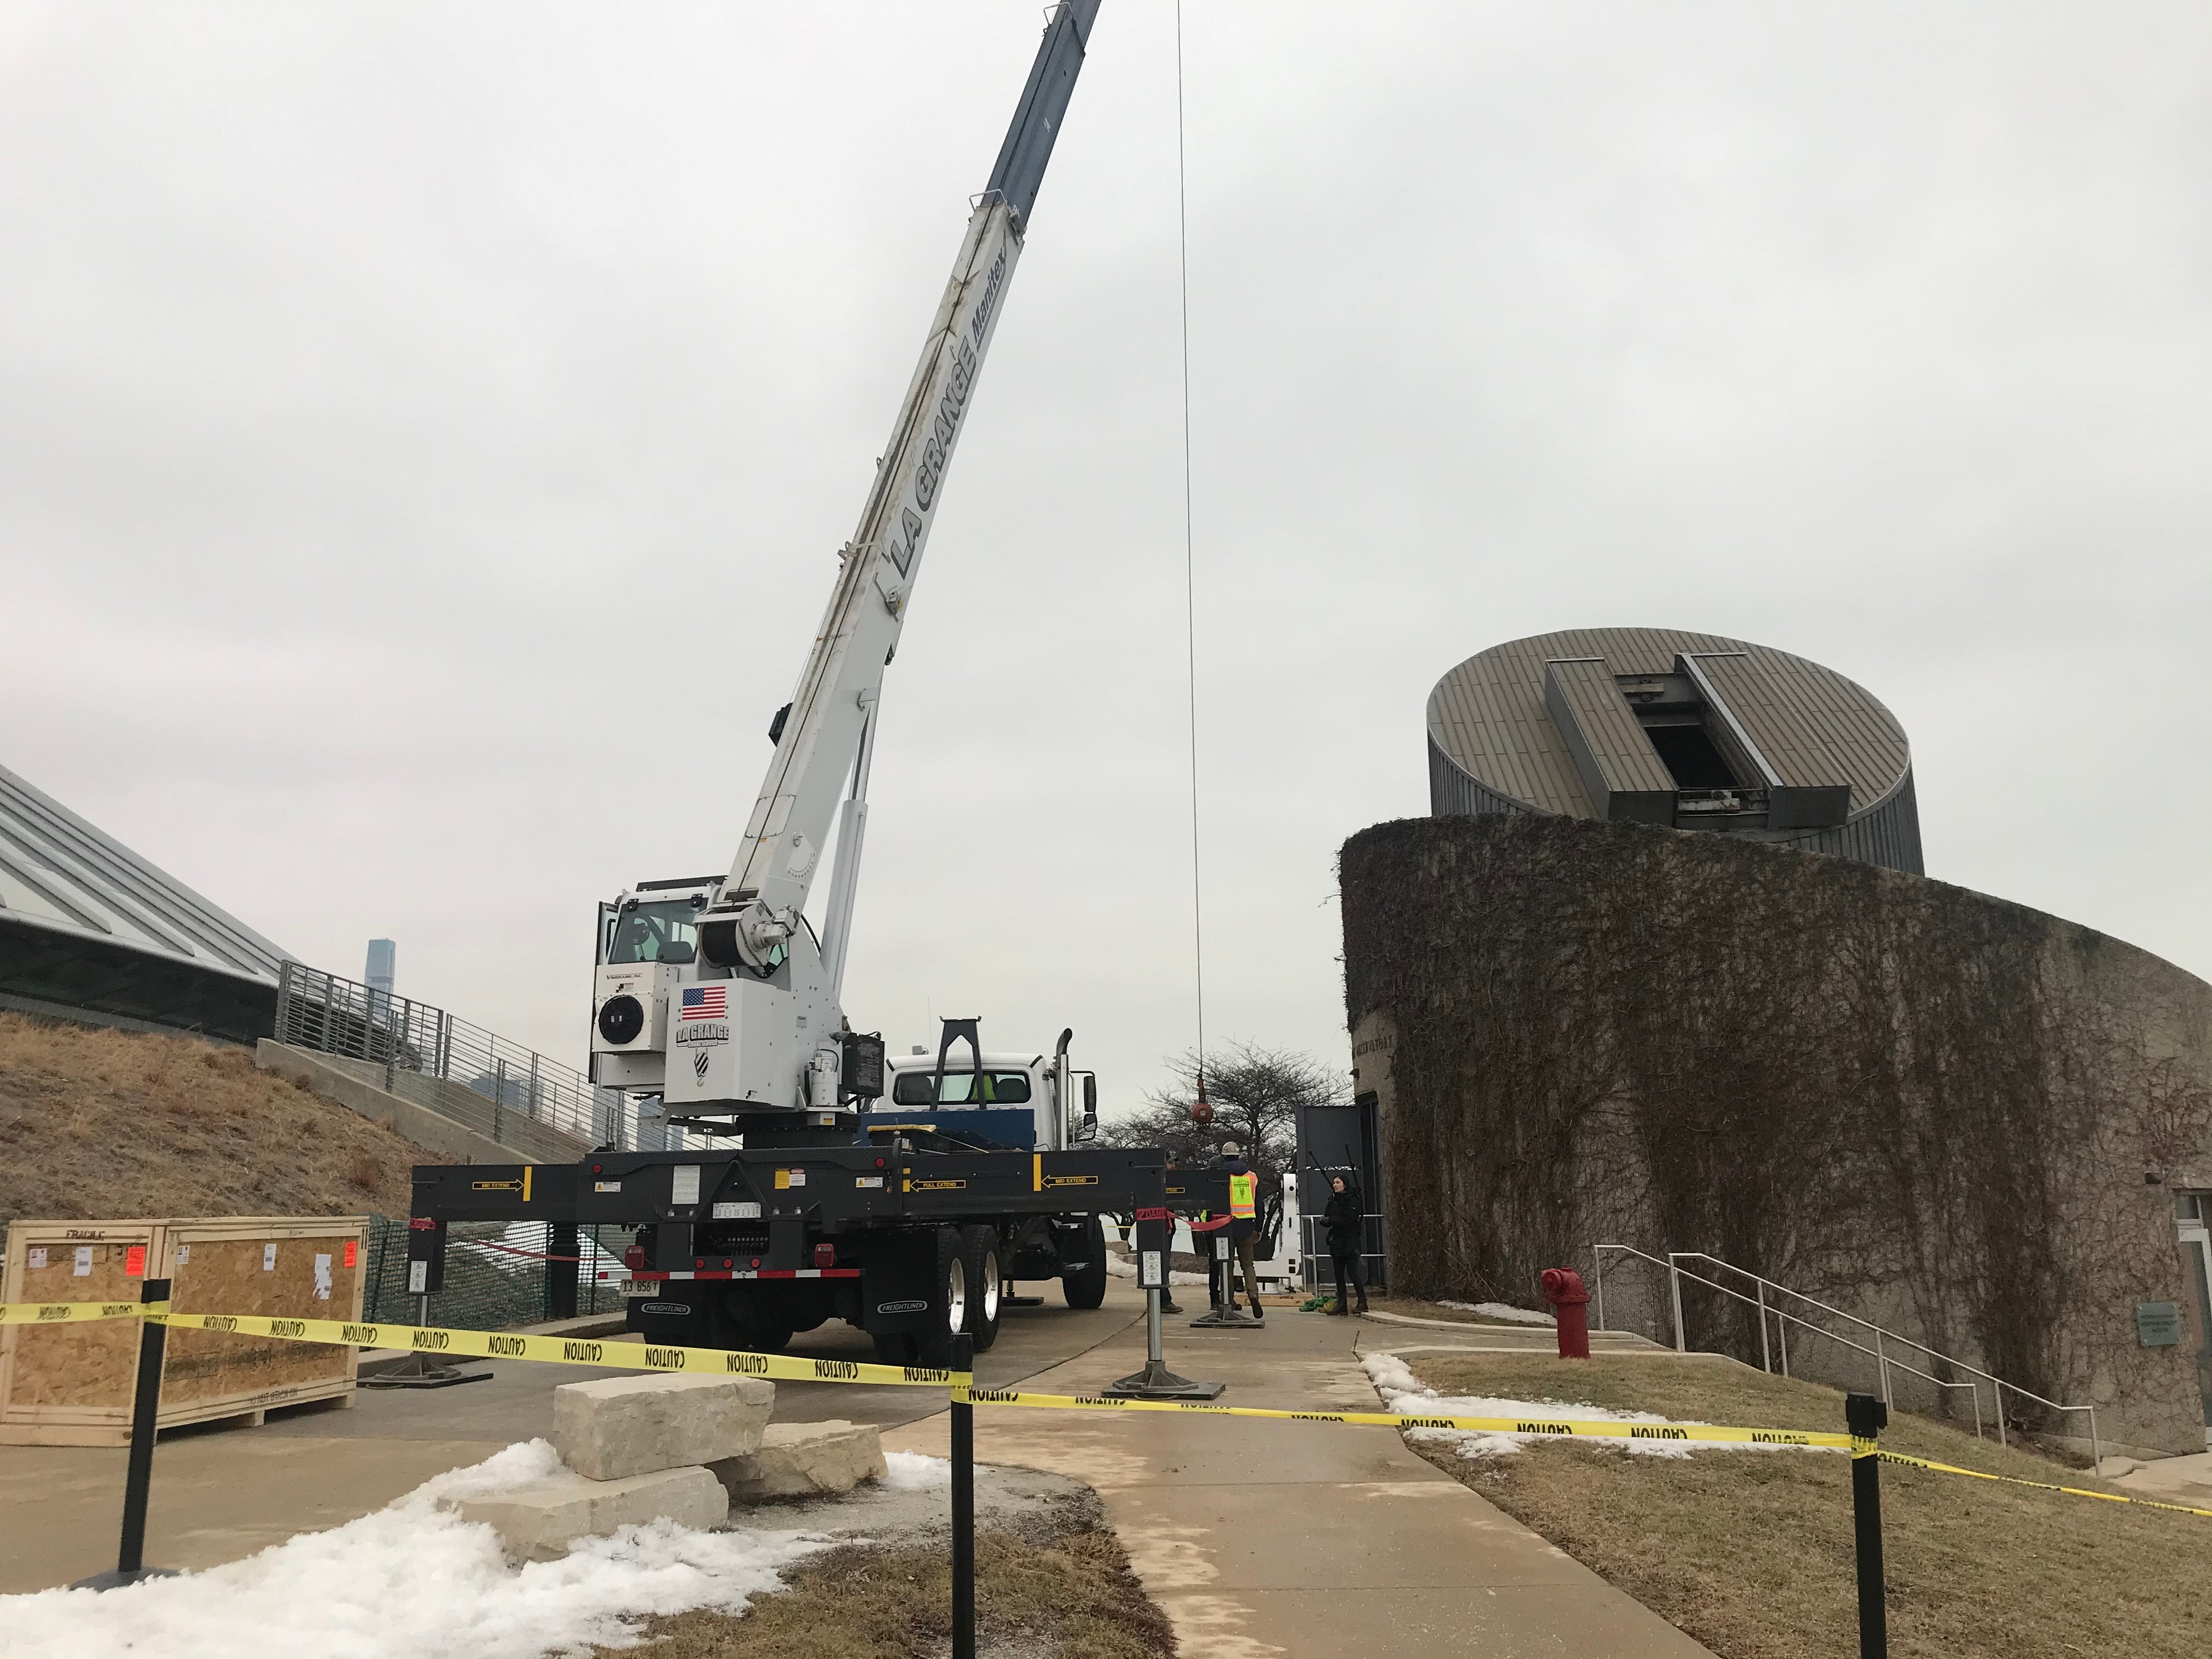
<box><xmin>274</xmin><ymin>961</ymin><xmax>633</xmax><ymax>1153</ymax></box>
<box><xmin>1593</xmin><ymin>1242</ymin><xmax>2101</xmax><ymax>1468</ymax></box>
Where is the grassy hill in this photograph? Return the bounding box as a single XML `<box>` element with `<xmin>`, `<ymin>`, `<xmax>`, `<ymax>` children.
<box><xmin>0</xmin><ymin>1013</ymin><xmax>437</xmax><ymax>1225</ymax></box>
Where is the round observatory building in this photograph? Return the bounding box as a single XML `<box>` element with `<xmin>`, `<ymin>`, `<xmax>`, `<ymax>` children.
<box><xmin>1426</xmin><ymin>627</ymin><xmax>1923</xmax><ymax>874</ymax></box>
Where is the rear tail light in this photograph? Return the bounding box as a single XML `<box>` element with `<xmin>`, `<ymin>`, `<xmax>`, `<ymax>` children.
<box><xmin>813</xmin><ymin>1243</ymin><xmax>837</xmax><ymax>1269</ymax></box>
<box><xmin>622</xmin><ymin>1243</ymin><xmax>646</xmax><ymax>1271</ymax></box>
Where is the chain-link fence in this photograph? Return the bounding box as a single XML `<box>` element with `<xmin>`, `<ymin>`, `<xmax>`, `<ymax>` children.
<box><xmin>359</xmin><ymin>1214</ymin><xmax>633</xmax><ymax>1327</ymax></box>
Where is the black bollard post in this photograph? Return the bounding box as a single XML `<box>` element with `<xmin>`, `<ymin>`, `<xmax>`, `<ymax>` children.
<box><xmin>71</xmin><ymin>1278</ymin><xmax>179</xmax><ymax>1590</ymax></box>
<box><xmin>1846</xmin><ymin>1392</ymin><xmax>1889</xmax><ymax>1659</ymax></box>
<box><xmin>951</xmin><ymin>1331</ymin><xmax>976</xmax><ymax>1659</ymax></box>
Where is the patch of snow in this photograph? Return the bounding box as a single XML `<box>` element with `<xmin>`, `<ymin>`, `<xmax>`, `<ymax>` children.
<box><xmin>882</xmin><ymin>1452</ymin><xmax>952</xmax><ymax>1490</ymax></box>
<box><xmin>0</xmin><ymin>1441</ymin><xmax>826</xmax><ymax>1659</ymax></box>
<box><xmin>1359</xmin><ymin>1351</ymin><xmax>1839</xmax><ymax>1463</ymax></box>
<box><xmin>1437</xmin><ymin>1299</ymin><xmax>1554</xmax><ymax>1327</ymax></box>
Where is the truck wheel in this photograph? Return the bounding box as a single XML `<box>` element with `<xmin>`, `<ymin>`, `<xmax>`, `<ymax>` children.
<box><xmin>912</xmin><ymin>1226</ymin><xmax>966</xmax><ymax>1369</ymax></box>
<box><xmin>960</xmin><ymin>1225</ymin><xmax>1002</xmax><ymax>1353</ymax></box>
<box><xmin>1061</xmin><ymin>1214</ymin><xmax>1108</xmax><ymax>1310</ymax></box>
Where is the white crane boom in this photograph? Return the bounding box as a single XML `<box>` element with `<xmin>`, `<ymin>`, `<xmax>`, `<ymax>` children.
<box><xmin>697</xmin><ymin>0</ymin><xmax>1101</xmax><ymax>987</ymax></box>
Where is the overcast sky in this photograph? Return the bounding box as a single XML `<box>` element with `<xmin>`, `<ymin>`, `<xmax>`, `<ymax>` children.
<box><xmin>4</xmin><ymin>3</ymin><xmax>2208</xmax><ymax>1118</ymax></box>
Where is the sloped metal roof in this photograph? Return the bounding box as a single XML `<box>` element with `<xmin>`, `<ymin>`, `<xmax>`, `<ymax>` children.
<box><xmin>1426</xmin><ymin>627</ymin><xmax>1912</xmax><ymax>821</ymax></box>
<box><xmin>0</xmin><ymin>760</ymin><xmax>290</xmax><ymax>996</ymax></box>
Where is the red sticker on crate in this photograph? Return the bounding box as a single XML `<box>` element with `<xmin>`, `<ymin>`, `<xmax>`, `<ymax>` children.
<box><xmin>343</xmin><ymin>1240</ymin><xmax>358</xmax><ymax>1269</ymax></box>
<box><xmin>124</xmin><ymin>1245</ymin><xmax>145</xmax><ymax>1277</ymax></box>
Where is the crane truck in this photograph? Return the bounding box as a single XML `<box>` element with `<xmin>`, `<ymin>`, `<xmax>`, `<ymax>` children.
<box><xmin>407</xmin><ymin>1</ymin><xmax>1227</xmax><ymax>1365</ymax></box>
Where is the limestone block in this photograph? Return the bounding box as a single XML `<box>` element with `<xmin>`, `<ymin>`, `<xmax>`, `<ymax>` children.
<box><xmin>554</xmin><ymin>1372</ymin><xmax>775</xmax><ymax>1480</ymax></box>
<box><xmin>453</xmin><ymin>1464</ymin><xmax>729</xmax><ymax>1562</ymax></box>
<box><xmin>711</xmin><ymin>1418</ymin><xmax>888</xmax><ymax>1502</ymax></box>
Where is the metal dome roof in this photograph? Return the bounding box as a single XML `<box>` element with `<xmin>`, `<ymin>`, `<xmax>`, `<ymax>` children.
<box><xmin>1426</xmin><ymin>627</ymin><xmax>1922</xmax><ymax>872</ymax></box>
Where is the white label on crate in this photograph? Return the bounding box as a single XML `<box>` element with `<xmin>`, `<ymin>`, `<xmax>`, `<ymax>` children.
<box><xmin>1140</xmin><ymin>1250</ymin><xmax>1163</xmax><ymax>1288</ymax></box>
<box><xmin>263</xmin><ymin>1244</ymin><xmax>278</xmax><ymax>1272</ymax></box>
<box><xmin>854</xmin><ymin>1176</ymin><xmax>884</xmax><ymax>1189</ymax></box>
<box><xmin>176</xmin><ymin>1245</ymin><xmax>190</xmax><ymax>1265</ymax></box>
<box><xmin>408</xmin><ymin>1261</ymin><xmax>429</xmax><ymax>1294</ymax></box>
<box><xmin>74</xmin><ymin>1246</ymin><xmax>93</xmax><ymax>1277</ymax></box>
<box><xmin>27</xmin><ymin>1248</ymin><xmax>45</xmax><ymax>1271</ymax></box>
<box><xmin>314</xmin><ymin>1254</ymin><xmax>333</xmax><ymax>1301</ymax></box>
<box><xmin>594</xmin><ymin>1181</ymin><xmax>622</xmax><ymax>1193</ymax></box>
<box><xmin>712</xmin><ymin>1201</ymin><xmax>761</xmax><ymax>1220</ymax></box>
<box><xmin>672</xmin><ymin>1165</ymin><xmax>702</xmax><ymax>1205</ymax></box>
<box><xmin>786</xmin><ymin>1169</ymin><xmax>806</xmax><ymax>1188</ymax></box>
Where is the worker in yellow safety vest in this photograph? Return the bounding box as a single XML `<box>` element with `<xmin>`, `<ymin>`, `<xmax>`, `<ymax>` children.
<box><xmin>1209</xmin><ymin>1142</ymin><xmax>1265</xmax><ymax>1321</ymax></box>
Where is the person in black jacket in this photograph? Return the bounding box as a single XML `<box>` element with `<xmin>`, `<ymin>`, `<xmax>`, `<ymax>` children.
<box><xmin>1322</xmin><ymin>1175</ymin><xmax>1367</xmax><ymax>1316</ymax></box>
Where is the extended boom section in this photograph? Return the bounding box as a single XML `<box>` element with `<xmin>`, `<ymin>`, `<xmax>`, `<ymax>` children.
<box><xmin>413</xmin><ymin>6</ymin><xmax>1206</xmax><ymax>1368</ymax></box>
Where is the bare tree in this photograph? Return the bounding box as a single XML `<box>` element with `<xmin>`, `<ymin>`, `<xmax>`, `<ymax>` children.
<box><xmin>1098</xmin><ymin>1041</ymin><xmax>1348</xmax><ymax>1187</ymax></box>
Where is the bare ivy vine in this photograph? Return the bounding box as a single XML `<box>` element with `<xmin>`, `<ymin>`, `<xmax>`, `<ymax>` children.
<box><xmin>1340</xmin><ymin>815</ymin><xmax>2212</xmax><ymax>1435</ymax></box>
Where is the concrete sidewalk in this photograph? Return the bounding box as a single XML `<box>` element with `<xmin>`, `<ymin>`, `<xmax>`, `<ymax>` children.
<box><xmin>885</xmin><ymin>1306</ymin><xmax>1716</xmax><ymax>1658</ymax></box>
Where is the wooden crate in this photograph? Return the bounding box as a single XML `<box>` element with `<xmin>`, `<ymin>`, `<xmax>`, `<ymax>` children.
<box><xmin>0</xmin><ymin>1221</ymin><xmax>163</xmax><ymax>1446</ymax></box>
<box><xmin>0</xmin><ymin>1216</ymin><xmax>366</xmax><ymax>1446</ymax></box>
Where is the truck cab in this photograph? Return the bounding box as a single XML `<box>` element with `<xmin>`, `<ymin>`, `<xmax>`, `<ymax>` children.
<box><xmin>880</xmin><ymin>1046</ymin><xmax>1098</xmax><ymax>1152</ymax></box>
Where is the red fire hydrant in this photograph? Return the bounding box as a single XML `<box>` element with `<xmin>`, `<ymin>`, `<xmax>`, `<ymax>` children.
<box><xmin>1540</xmin><ymin>1268</ymin><xmax>1592</xmax><ymax>1360</ymax></box>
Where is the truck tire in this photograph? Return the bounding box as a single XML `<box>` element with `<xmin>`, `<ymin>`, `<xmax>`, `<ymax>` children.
<box><xmin>912</xmin><ymin>1225</ymin><xmax>967</xmax><ymax>1369</ymax></box>
<box><xmin>960</xmin><ymin>1225</ymin><xmax>1002</xmax><ymax>1353</ymax></box>
<box><xmin>1060</xmin><ymin>1214</ymin><xmax>1108</xmax><ymax>1310</ymax></box>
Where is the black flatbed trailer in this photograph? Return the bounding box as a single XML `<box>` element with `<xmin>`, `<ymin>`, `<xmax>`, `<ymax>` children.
<box><xmin>410</xmin><ymin>1131</ymin><xmax>1229</xmax><ymax>1365</ymax></box>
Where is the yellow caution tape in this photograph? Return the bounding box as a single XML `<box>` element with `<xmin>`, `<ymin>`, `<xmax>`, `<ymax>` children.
<box><xmin>1880</xmin><ymin>1449</ymin><xmax>2212</xmax><ymax>1519</ymax></box>
<box><xmin>142</xmin><ymin>1311</ymin><xmax>957</xmax><ymax>1387</ymax></box>
<box><xmin>956</xmin><ymin>1384</ymin><xmax>1853</xmax><ymax>1446</ymax></box>
<box><xmin>0</xmin><ymin>1298</ymin><xmax>167</xmax><ymax>1327</ymax></box>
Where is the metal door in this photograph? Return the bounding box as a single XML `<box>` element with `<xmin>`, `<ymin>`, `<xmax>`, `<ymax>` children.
<box><xmin>2180</xmin><ymin>1217</ymin><xmax>2212</xmax><ymax>1447</ymax></box>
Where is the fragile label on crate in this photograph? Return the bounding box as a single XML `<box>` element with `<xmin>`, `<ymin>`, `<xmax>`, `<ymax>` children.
<box><xmin>27</xmin><ymin>1248</ymin><xmax>46</xmax><ymax>1271</ymax></box>
<box><xmin>343</xmin><ymin>1240</ymin><xmax>358</xmax><ymax>1269</ymax></box>
<box><xmin>672</xmin><ymin>1165</ymin><xmax>702</xmax><ymax>1205</ymax></box>
<box><xmin>176</xmin><ymin>1245</ymin><xmax>190</xmax><ymax>1265</ymax></box>
<box><xmin>125</xmin><ymin>1245</ymin><xmax>145</xmax><ymax>1278</ymax></box>
<box><xmin>314</xmin><ymin>1254</ymin><xmax>333</xmax><ymax>1301</ymax></box>
<box><xmin>264</xmin><ymin>1244</ymin><xmax>278</xmax><ymax>1272</ymax></box>
<box><xmin>74</xmin><ymin>1246</ymin><xmax>93</xmax><ymax>1277</ymax></box>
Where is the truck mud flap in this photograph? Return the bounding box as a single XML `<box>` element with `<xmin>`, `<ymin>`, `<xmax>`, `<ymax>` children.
<box><xmin>863</xmin><ymin>1227</ymin><xmax>940</xmax><ymax>1334</ymax></box>
<box><xmin>628</xmin><ymin>1286</ymin><xmax>710</xmax><ymax>1345</ymax></box>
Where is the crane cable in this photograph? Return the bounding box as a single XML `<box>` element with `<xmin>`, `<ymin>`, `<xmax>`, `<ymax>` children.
<box><xmin>1174</xmin><ymin>1</ymin><xmax>1208</xmax><ymax>1119</ymax></box>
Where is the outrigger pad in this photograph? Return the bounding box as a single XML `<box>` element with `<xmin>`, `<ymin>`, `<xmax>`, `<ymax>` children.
<box><xmin>1102</xmin><ymin>1358</ymin><xmax>1225</xmax><ymax>1401</ymax></box>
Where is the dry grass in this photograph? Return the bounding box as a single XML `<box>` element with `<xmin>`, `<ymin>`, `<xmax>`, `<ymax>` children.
<box><xmin>1404</xmin><ymin>1352</ymin><xmax>2212</xmax><ymax>1659</ymax></box>
<box><xmin>0</xmin><ymin>1013</ymin><xmax>436</xmax><ymax>1222</ymax></box>
<box><xmin>600</xmin><ymin>1528</ymin><xmax>1174</xmax><ymax>1658</ymax></box>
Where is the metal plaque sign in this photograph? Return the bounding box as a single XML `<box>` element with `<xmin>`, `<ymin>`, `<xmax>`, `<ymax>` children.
<box><xmin>2136</xmin><ymin>1300</ymin><xmax>2184</xmax><ymax>1346</ymax></box>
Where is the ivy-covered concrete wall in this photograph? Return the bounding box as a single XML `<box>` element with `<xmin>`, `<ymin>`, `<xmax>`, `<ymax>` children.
<box><xmin>1340</xmin><ymin>814</ymin><xmax>2212</xmax><ymax>1455</ymax></box>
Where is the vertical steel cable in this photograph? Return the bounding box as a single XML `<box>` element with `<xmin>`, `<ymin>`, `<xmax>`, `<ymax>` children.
<box><xmin>1175</xmin><ymin>0</ymin><xmax>1207</xmax><ymax>1104</ymax></box>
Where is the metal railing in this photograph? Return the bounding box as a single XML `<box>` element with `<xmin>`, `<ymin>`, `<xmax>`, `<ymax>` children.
<box><xmin>1593</xmin><ymin>1243</ymin><xmax>2102</xmax><ymax>1469</ymax></box>
<box><xmin>274</xmin><ymin>962</ymin><xmax>630</xmax><ymax>1156</ymax></box>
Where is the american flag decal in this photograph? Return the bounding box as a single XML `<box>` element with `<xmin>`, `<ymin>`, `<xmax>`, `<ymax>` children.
<box><xmin>680</xmin><ymin>985</ymin><xmax>727</xmax><ymax>1020</ymax></box>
